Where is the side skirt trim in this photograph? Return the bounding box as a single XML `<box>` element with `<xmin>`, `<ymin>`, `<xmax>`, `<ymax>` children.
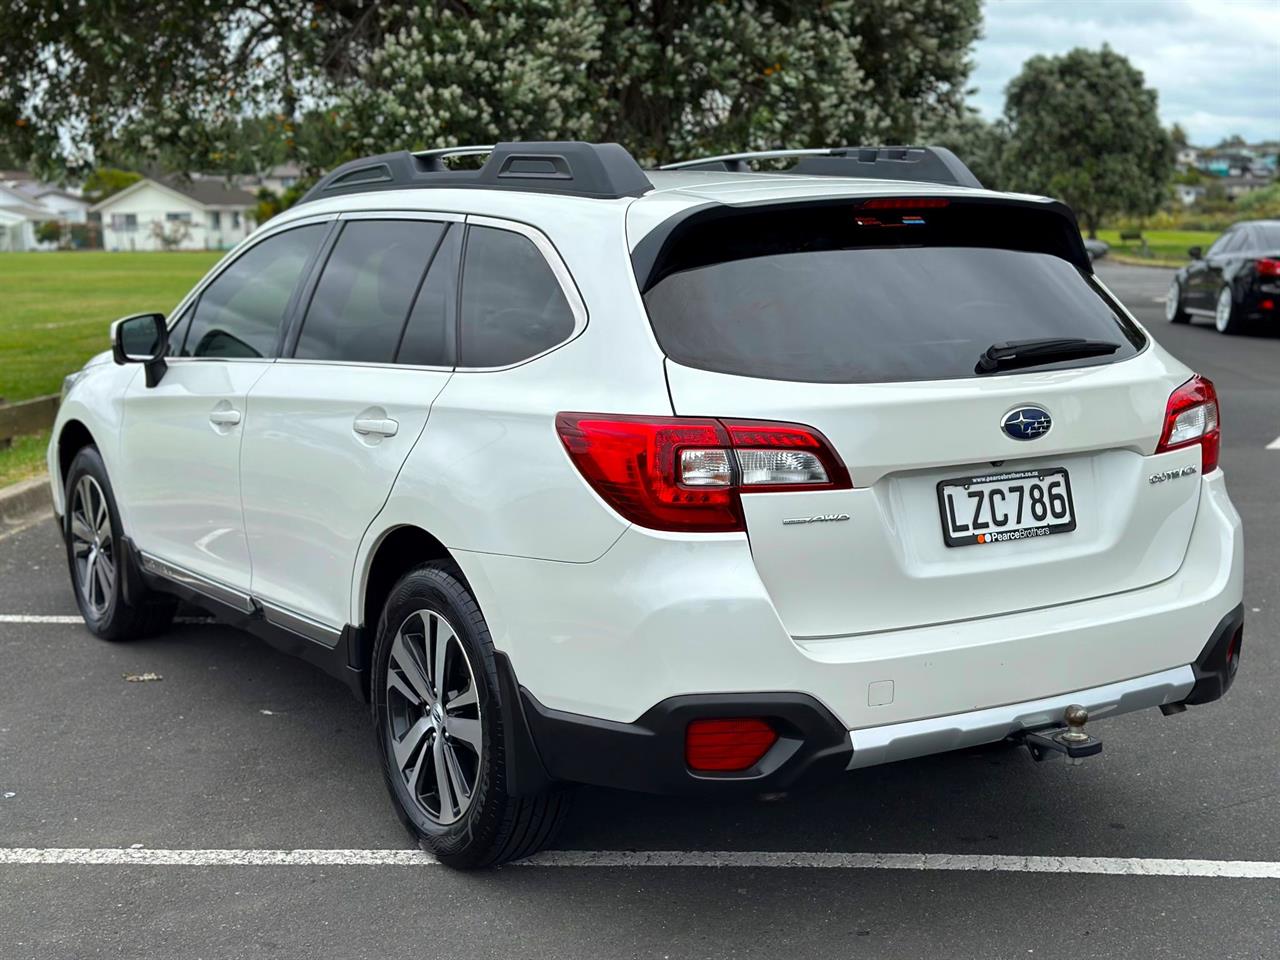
<box><xmin>129</xmin><ymin>541</ymin><xmax>366</xmax><ymax>699</ymax></box>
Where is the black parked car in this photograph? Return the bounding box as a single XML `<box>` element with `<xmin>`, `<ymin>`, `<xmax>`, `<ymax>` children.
<box><xmin>1167</xmin><ymin>219</ymin><xmax>1280</xmax><ymax>334</ymax></box>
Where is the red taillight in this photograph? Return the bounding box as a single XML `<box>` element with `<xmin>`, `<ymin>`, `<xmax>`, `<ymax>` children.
<box><xmin>556</xmin><ymin>413</ymin><xmax>851</xmax><ymax>533</ymax></box>
<box><xmin>861</xmin><ymin>197</ymin><xmax>950</xmax><ymax>209</ymax></box>
<box><xmin>685</xmin><ymin>718</ymin><xmax>778</xmax><ymax>772</ymax></box>
<box><xmin>1156</xmin><ymin>375</ymin><xmax>1220</xmax><ymax>473</ymax></box>
<box><xmin>1257</xmin><ymin>258</ymin><xmax>1280</xmax><ymax>277</ymax></box>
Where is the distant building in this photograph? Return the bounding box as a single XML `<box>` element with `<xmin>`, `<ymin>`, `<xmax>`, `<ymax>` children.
<box><xmin>0</xmin><ymin>183</ymin><xmax>55</xmax><ymax>251</ymax></box>
<box><xmin>1218</xmin><ymin>175</ymin><xmax>1274</xmax><ymax>201</ymax></box>
<box><xmin>256</xmin><ymin>162</ymin><xmax>303</xmax><ymax>196</ymax></box>
<box><xmin>13</xmin><ymin>184</ymin><xmax>90</xmax><ymax>224</ymax></box>
<box><xmin>92</xmin><ymin>176</ymin><xmax>257</xmax><ymax>252</ymax></box>
<box><xmin>0</xmin><ymin>178</ymin><xmax>93</xmax><ymax>250</ymax></box>
<box><xmin>1175</xmin><ymin>183</ymin><xmax>1207</xmax><ymax>207</ymax></box>
<box><xmin>1176</xmin><ymin>147</ymin><xmax>1200</xmax><ymax>169</ymax></box>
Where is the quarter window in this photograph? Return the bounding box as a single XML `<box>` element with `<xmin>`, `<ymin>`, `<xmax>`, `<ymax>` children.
<box><xmin>166</xmin><ymin>304</ymin><xmax>194</xmax><ymax>357</ymax></box>
<box><xmin>185</xmin><ymin>223</ymin><xmax>325</xmax><ymax>359</ymax></box>
<box><xmin>294</xmin><ymin>219</ymin><xmax>446</xmax><ymax>364</ymax></box>
<box><xmin>458</xmin><ymin>226</ymin><xmax>575</xmax><ymax>368</ymax></box>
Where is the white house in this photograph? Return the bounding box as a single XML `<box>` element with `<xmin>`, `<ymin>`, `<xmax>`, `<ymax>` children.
<box><xmin>93</xmin><ymin>177</ymin><xmax>258</xmax><ymax>252</ymax></box>
<box><xmin>230</xmin><ymin>161</ymin><xmax>304</xmax><ymax>197</ymax></box>
<box><xmin>17</xmin><ymin>185</ymin><xmax>90</xmax><ymax>223</ymax></box>
<box><xmin>0</xmin><ymin>183</ymin><xmax>57</xmax><ymax>251</ymax></box>
<box><xmin>1175</xmin><ymin>183</ymin><xmax>1207</xmax><ymax>207</ymax></box>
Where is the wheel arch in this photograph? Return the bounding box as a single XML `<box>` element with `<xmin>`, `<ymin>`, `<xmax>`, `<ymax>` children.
<box><xmin>57</xmin><ymin>419</ymin><xmax>97</xmax><ymax>496</ymax></box>
<box><xmin>357</xmin><ymin>521</ymin><xmax>465</xmax><ymax>629</ymax></box>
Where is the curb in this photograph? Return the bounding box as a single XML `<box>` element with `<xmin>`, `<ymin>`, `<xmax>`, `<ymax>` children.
<box><xmin>0</xmin><ymin>475</ymin><xmax>53</xmax><ymax>526</ymax></box>
<box><xmin>1106</xmin><ymin>255</ymin><xmax>1183</xmax><ymax>269</ymax></box>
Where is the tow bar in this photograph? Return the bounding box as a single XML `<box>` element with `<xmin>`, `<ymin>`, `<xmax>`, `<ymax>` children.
<box><xmin>1018</xmin><ymin>704</ymin><xmax>1102</xmax><ymax>765</ymax></box>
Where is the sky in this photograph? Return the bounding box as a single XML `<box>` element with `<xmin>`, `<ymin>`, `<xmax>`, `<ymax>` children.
<box><xmin>969</xmin><ymin>0</ymin><xmax>1280</xmax><ymax>145</ymax></box>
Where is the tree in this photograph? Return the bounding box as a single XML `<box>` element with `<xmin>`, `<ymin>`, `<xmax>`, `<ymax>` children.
<box><xmin>1169</xmin><ymin>123</ymin><xmax>1190</xmax><ymax>150</ymax></box>
<box><xmin>1002</xmin><ymin>47</ymin><xmax>1173</xmax><ymax>237</ymax></box>
<box><xmin>341</xmin><ymin>0</ymin><xmax>982</xmax><ymax>163</ymax></box>
<box><xmin>34</xmin><ymin>220</ymin><xmax>63</xmax><ymax>246</ymax></box>
<box><xmin>82</xmin><ymin>169</ymin><xmax>142</xmax><ymax>204</ymax></box>
<box><xmin>0</xmin><ymin>1</ymin><xmax>387</xmax><ymax>178</ymax></box>
<box><xmin>2</xmin><ymin>0</ymin><xmax>983</xmax><ymax>176</ymax></box>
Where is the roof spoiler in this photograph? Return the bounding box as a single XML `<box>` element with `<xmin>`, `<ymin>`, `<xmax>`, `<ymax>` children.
<box><xmin>661</xmin><ymin>146</ymin><xmax>983</xmax><ymax>189</ymax></box>
<box><xmin>298</xmin><ymin>142</ymin><xmax>654</xmax><ymax>205</ymax></box>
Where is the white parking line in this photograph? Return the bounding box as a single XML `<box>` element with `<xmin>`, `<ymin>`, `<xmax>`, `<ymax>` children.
<box><xmin>0</xmin><ymin>615</ymin><xmax>83</xmax><ymax>623</ymax></box>
<box><xmin>0</xmin><ymin>614</ymin><xmax>210</xmax><ymax>624</ymax></box>
<box><xmin>1266</xmin><ymin>436</ymin><xmax>1280</xmax><ymax>450</ymax></box>
<box><xmin>1</xmin><ymin>848</ymin><xmax>1278</xmax><ymax>878</ymax></box>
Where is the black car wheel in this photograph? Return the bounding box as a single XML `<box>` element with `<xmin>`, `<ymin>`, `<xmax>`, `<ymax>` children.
<box><xmin>1165</xmin><ymin>278</ymin><xmax>1190</xmax><ymax>324</ymax></box>
<box><xmin>371</xmin><ymin>561</ymin><xmax>571</xmax><ymax>868</ymax></box>
<box><xmin>63</xmin><ymin>446</ymin><xmax>176</xmax><ymax>640</ymax></box>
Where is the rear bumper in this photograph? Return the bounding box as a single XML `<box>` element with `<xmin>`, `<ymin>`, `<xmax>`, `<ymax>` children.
<box><xmin>512</xmin><ymin>603</ymin><xmax>1242</xmax><ymax>794</ymax></box>
<box><xmin>457</xmin><ymin>471</ymin><xmax>1242</xmax><ymax>734</ymax></box>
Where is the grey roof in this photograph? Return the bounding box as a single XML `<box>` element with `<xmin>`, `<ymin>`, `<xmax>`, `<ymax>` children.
<box><xmin>159</xmin><ymin>176</ymin><xmax>257</xmax><ymax>207</ymax></box>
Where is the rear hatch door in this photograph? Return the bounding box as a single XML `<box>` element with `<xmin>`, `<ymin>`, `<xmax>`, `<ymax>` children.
<box><xmin>638</xmin><ymin>195</ymin><xmax>1202</xmax><ymax>638</ymax></box>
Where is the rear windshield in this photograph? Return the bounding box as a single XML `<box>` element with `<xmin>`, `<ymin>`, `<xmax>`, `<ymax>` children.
<box><xmin>639</xmin><ymin>202</ymin><xmax>1145</xmax><ymax>384</ymax></box>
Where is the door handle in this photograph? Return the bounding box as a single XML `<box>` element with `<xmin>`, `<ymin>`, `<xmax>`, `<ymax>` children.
<box><xmin>208</xmin><ymin>408</ymin><xmax>242</xmax><ymax>426</ymax></box>
<box><xmin>353</xmin><ymin>416</ymin><xmax>398</xmax><ymax>438</ymax></box>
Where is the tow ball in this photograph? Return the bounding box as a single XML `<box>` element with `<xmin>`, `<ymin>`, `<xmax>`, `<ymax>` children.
<box><xmin>1018</xmin><ymin>704</ymin><xmax>1102</xmax><ymax>766</ymax></box>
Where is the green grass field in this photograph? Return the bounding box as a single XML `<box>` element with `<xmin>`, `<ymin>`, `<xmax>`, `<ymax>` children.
<box><xmin>0</xmin><ymin>251</ymin><xmax>222</xmax><ymax>404</ymax></box>
<box><xmin>0</xmin><ymin>251</ymin><xmax>221</xmax><ymax>486</ymax></box>
<box><xmin>1095</xmin><ymin>229</ymin><xmax>1220</xmax><ymax>266</ymax></box>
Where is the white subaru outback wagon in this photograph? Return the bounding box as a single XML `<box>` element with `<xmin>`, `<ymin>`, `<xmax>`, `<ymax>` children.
<box><xmin>49</xmin><ymin>142</ymin><xmax>1244</xmax><ymax>867</ymax></box>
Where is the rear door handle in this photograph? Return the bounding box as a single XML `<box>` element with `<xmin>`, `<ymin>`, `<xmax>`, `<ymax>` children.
<box><xmin>353</xmin><ymin>416</ymin><xmax>398</xmax><ymax>438</ymax></box>
<box><xmin>209</xmin><ymin>408</ymin><xmax>242</xmax><ymax>426</ymax></box>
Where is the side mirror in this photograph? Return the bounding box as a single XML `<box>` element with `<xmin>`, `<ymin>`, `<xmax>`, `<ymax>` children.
<box><xmin>111</xmin><ymin>312</ymin><xmax>169</xmax><ymax>387</ymax></box>
<box><xmin>1188</xmin><ymin>246</ymin><xmax>1203</xmax><ymax>260</ymax></box>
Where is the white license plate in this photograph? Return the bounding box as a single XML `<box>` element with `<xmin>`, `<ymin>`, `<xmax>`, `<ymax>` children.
<box><xmin>937</xmin><ymin>468</ymin><xmax>1076</xmax><ymax>547</ymax></box>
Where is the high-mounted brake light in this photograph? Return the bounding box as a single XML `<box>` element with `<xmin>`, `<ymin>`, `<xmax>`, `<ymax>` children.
<box><xmin>1256</xmin><ymin>258</ymin><xmax>1280</xmax><ymax>278</ymax></box>
<box><xmin>1156</xmin><ymin>375</ymin><xmax>1220</xmax><ymax>473</ymax></box>
<box><xmin>861</xmin><ymin>197</ymin><xmax>950</xmax><ymax>209</ymax></box>
<box><xmin>556</xmin><ymin>414</ymin><xmax>851</xmax><ymax>533</ymax></box>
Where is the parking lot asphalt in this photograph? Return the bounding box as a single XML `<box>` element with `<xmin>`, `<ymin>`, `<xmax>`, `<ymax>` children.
<box><xmin>2</xmin><ymin>260</ymin><xmax>1278</xmax><ymax>959</ymax></box>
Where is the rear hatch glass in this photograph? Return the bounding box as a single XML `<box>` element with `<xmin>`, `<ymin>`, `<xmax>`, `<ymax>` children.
<box><xmin>638</xmin><ymin>200</ymin><xmax>1145</xmax><ymax>384</ymax></box>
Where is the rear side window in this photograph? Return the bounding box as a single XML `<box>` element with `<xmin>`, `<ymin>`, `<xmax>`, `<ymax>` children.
<box><xmin>458</xmin><ymin>226</ymin><xmax>575</xmax><ymax>367</ymax></box>
<box><xmin>640</xmin><ymin>203</ymin><xmax>1144</xmax><ymax>384</ymax></box>
<box><xmin>396</xmin><ymin>225</ymin><xmax>460</xmax><ymax>367</ymax></box>
<box><xmin>185</xmin><ymin>224</ymin><xmax>325</xmax><ymax>358</ymax></box>
<box><xmin>295</xmin><ymin>219</ymin><xmax>446</xmax><ymax>364</ymax></box>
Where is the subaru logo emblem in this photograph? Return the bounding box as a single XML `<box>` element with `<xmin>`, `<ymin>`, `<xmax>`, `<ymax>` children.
<box><xmin>1002</xmin><ymin>407</ymin><xmax>1052</xmax><ymax>441</ymax></box>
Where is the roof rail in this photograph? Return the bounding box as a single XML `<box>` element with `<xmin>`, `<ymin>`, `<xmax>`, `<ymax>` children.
<box><xmin>660</xmin><ymin>146</ymin><xmax>983</xmax><ymax>189</ymax></box>
<box><xmin>298</xmin><ymin>141</ymin><xmax>653</xmax><ymax>204</ymax></box>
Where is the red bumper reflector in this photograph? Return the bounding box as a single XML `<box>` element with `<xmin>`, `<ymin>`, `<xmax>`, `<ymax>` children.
<box><xmin>685</xmin><ymin>718</ymin><xmax>778</xmax><ymax>772</ymax></box>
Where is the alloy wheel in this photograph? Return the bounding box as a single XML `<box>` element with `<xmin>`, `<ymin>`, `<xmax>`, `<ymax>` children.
<box><xmin>70</xmin><ymin>475</ymin><xmax>115</xmax><ymax>619</ymax></box>
<box><xmin>1215</xmin><ymin>287</ymin><xmax>1233</xmax><ymax>332</ymax></box>
<box><xmin>1165</xmin><ymin>280</ymin><xmax>1179</xmax><ymax>321</ymax></box>
<box><xmin>385</xmin><ymin>610</ymin><xmax>482</xmax><ymax>825</ymax></box>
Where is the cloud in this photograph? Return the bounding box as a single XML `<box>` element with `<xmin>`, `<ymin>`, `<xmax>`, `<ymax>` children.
<box><xmin>970</xmin><ymin>0</ymin><xmax>1280</xmax><ymax>144</ymax></box>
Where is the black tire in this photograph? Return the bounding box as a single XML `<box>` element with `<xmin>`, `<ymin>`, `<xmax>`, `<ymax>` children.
<box><xmin>371</xmin><ymin>561</ymin><xmax>571</xmax><ymax>868</ymax></box>
<box><xmin>63</xmin><ymin>446</ymin><xmax>177</xmax><ymax>641</ymax></box>
<box><xmin>1166</xmin><ymin>278</ymin><xmax>1190</xmax><ymax>324</ymax></box>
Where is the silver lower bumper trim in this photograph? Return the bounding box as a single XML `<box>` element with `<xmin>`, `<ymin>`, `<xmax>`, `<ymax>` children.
<box><xmin>846</xmin><ymin>665</ymin><xmax>1195</xmax><ymax>770</ymax></box>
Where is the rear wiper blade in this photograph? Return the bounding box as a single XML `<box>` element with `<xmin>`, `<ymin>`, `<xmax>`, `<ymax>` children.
<box><xmin>976</xmin><ymin>337</ymin><xmax>1121</xmax><ymax>374</ymax></box>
